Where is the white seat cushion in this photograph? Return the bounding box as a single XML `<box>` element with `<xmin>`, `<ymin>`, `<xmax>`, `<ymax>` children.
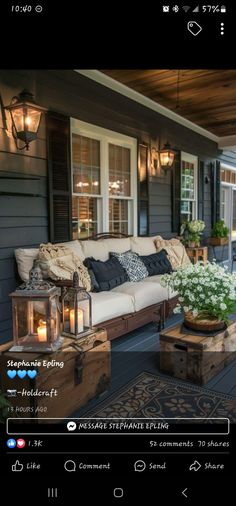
<box><xmin>143</xmin><ymin>274</ymin><xmax>164</xmax><ymax>283</ymax></box>
<box><xmin>112</xmin><ymin>281</ymin><xmax>168</xmax><ymax>312</ymax></box>
<box><xmin>15</xmin><ymin>248</ymin><xmax>39</xmax><ymax>282</ymax></box>
<box><xmin>143</xmin><ymin>274</ymin><xmax>178</xmax><ymax>299</ymax></box>
<box><xmin>130</xmin><ymin>236</ymin><xmax>157</xmax><ymax>255</ymax></box>
<box><xmin>90</xmin><ymin>291</ymin><xmax>134</xmax><ymax>325</ymax></box>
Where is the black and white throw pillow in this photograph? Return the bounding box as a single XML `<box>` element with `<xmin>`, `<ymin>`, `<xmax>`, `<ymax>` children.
<box><xmin>110</xmin><ymin>250</ymin><xmax>148</xmax><ymax>282</ymax></box>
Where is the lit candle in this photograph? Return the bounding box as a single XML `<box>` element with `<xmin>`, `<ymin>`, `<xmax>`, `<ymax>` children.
<box><xmin>37</xmin><ymin>321</ymin><xmax>47</xmax><ymax>342</ymax></box>
<box><xmin>70</xmin><ymin>309</ymin><xmax>84</xmax><ymax>334</ymax></box>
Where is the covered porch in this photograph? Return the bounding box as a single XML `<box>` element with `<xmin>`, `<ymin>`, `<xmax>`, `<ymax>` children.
<box><xmin>1</xmin><ymin>69</ymin><xmax>236</xmax><ymax>421</ymax></box>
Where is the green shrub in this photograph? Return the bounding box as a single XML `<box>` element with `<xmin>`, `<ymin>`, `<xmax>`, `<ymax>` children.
<box><xmin>211</xmin><ymin>220</ymin><xmax>229</xmax><ymax>238</ymax></box>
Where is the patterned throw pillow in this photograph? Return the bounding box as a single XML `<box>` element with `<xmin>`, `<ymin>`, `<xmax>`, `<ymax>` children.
<box><xmin>110</xmin><ymin>250</ymin><xmax>149</xmax><ymax>282</ymax></box>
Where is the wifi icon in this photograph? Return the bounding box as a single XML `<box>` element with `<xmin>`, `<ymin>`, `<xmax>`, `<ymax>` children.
<box><xmin>182</xmin><ymin>6</ymin><xmax>191</xmax><ymax>12</ymax></box>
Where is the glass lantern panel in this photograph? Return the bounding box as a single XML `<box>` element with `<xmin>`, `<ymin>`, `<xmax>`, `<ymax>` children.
<box><xmin>63</xmin><ymin>293</ymin><xmax>73</xmax><ymax>335</ymax></box>
<box><xmin>50</xmin><ymin>296</ymin><xmax>61</xmax><ymax>342</ymax></box>
<box><xmin>24</xmin><ymin>108</ymin><xmax>41</xmax><ymax>133</ymax></box>
<box><xmin>63</xmin><ymin>289</ymin><xmax>91</xmax><ymax>336</ymax></box>
<box><xmin>11</xmin><ymin>107</ymin><xmax>24</xmax><ymax>133</ymax></box>
<box><xmin>15</xmin><ymin>299</ymin><xmax>28</xmax><ymax>339</ymax></box>
<box><xmin>14</xmin><ymin>298</ymin><xmax>48</xmax><ymax>344</ymax></box>
<box><xmin>78</xmin><ymin>298</ymin><xmax>91</xmax><ymax>329</ymax></box>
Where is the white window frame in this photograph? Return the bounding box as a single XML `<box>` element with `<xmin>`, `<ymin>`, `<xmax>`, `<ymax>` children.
<box><xmin>180</xmin><ymin>151</ymin><xmax>198</xmax><ymax>220</ymax></box>
<box><xmin>71</xmin><ymin>118</ymin><xmax>137</xmax><ymax>236</ymax></box>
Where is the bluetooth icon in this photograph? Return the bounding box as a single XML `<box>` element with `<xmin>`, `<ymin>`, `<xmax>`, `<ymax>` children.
<box><xmin>172</xmin><ymin>5</ymin><xmax>179</xmax><ymax>12</ymax></box>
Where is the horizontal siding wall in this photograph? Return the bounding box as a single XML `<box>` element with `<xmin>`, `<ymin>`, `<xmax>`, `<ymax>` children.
<box><xmin>219</xmin><ymin>150</ymin><xmax>236</xmax><ymax>168</ymax></box>
<box><xmin>0</xmin><ymin>74</ymin><xmax>48</xmax><ymax>342</ymax></box>
<box><xmin>148</xmin><ymin>176</ymin><xmax>172</xmax><ymax>236</ymax></box>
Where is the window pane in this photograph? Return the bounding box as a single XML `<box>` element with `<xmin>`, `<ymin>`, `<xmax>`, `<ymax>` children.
<box><xmin>109</xmin><ymin>199</ymin><xmax>128</xmax><ymax>234</ymax></box>
<box><xmin>180</xmin><ymin>156</ymin><xmax>197</xmax><ymax>224</ymax></box>
<box><xmin>221</xmin><ymin>189</ymin><xmax>226</xmax><ymax>222</ymax></box>
<box><xmin>109</xmin><ymin>144</ymin><xmax>130</xmax><ymax>196</ymax></box>
<box><xmin>181</xmin><ymin>161</ymin><xmax>195</xmax><ymax>200</ymax></box>
<box><xmin>72</xmin><ymin>196</ymin><xmax>98</xmax><ymax>239</ymax></box>
<box><xmin>221</xmin><ymin>169</ymin><xmax>226</xmax><ymax>182</ymax></box>
<box><xmin>72</xmin><ymin>134</ymin><xmax>100</xmax><ymax>194</ymax></box>
<box><xmin>180</xmin><ymin>201</ymin><xmax>194</xmax><ymax>223</ymax></box>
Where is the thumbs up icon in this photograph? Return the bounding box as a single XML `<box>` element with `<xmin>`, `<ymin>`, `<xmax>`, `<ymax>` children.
<box><xmin>12</xmin><ymin>460</ymin><xmax>24</xmax><ymax>472</ymax></box>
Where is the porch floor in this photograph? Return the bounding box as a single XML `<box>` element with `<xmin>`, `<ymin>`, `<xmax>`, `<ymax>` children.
<box><xmin>75</xmin><ymin>314</ymin><xmax>236</xmax><ymax>416</ymax></box>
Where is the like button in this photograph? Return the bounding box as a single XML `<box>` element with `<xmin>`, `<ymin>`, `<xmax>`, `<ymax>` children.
<box><xmin>12</xmin><ymin>460</ymin><xmax>24</xmax><ymax>472</ymax></box>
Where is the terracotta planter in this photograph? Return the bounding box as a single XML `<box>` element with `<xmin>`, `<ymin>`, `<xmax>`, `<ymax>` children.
<box><xmin>184</xmin><ymin>312</ymin><xmax>225</xmax><ymax>332</ymax></box>
<box><xmin>209</xmin><ymin>237</ymin><xmax>229</xmax><ymax>246</ymax></box>
<box><xmin>188</xmin><ymin>241</ymin><xmax>200</xmax><ymax>248</ymax></box>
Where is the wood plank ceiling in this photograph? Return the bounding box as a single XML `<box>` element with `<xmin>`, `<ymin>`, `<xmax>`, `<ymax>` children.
<box><xmin>101</xmin><ymin>70</ymin><xmax>236</xmax><ymax>137</ymax></box>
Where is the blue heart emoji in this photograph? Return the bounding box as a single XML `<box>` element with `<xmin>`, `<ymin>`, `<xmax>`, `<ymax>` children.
<box><xmin>17</xmin><ymin>370</ymin><xmax>27</xmax><ymax>379</ymax></box>
<box><xmin>7</xmin><ymin>370</ymin><xmax>17</xmax><ymax>379</ymax></box>
<box><xmin>27</xmin><ymin>370</ymin><xmax>37</xmax><ymax>379</ymax></box>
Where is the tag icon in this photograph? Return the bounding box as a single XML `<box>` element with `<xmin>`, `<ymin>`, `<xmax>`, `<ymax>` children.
<box><xmin>187</xmin><ymin>21</ymin><xmax>202</xmax><ymax>36</ymax></box>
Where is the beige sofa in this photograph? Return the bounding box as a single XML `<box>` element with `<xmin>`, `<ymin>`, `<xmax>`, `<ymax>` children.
<box><xmin>15</xmin><ymin>236</ymin><xmax>179</xmax><ymax>340</ymax></box>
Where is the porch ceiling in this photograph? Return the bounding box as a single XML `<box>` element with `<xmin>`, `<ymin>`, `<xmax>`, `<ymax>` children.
<box><xmin>101</xmin><ymin>70</ymin><xmax>236</xmax><ymax>138</ymax></box>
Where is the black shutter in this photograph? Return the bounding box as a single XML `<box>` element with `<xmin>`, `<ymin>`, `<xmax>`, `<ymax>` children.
<box><xmin>198</xmin><ymin>161</ymin><xmax>205</xmax><ymax>220</ymax></box>
<box><xmin>47</xmin><ymin>112</ymin><xmax>72</xmax><ymax>243</ymax></box>
<box><xmin>172</xmin><ymin>151</ymin><xmax>181</xmax><ymax>233</ymax></box>
<box><xmin>211</xmin><ymin>161</ymin><xmax>221</xmax><ymax>226</ymax></box>
<box><xmin>215</xmin><ymin>160</ymin><xmax>221</xmax><ymax>222</ymax></box>
<box><xmin>138</xmin><ymin>143</ymin><xmax>149</xmax><ymax>236</ymax></box>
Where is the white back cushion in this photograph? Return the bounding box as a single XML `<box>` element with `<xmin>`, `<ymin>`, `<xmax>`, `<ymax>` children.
<box><xmin>15</xmin><ymin>248</ymin><xmax>39</xmax><ymax>282</ymax></box>
<box><xmin>80</xmin><ymin>240</ymin><xmax>109</xmax><ymax>261</ymax></box>
<box><xmin>101</xmin><ymin>237</ymin><xmax>131</xmax><ymax>253</ymax></box>
<box><xmin>58</xmin><ymin>240</ymin><xmax>85</xmax><ymax>260</ymax></box>
<box><xmin>130</xmin><ymin>236</ymin><xmax>156</xmax><ymax>255</ymax></box>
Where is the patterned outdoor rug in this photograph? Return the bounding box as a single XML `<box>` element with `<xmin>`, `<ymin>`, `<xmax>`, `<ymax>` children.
<box><xmin>86</xmin><ymin>372</ymin><xmax>236</xmax><ymax>422</ymax></box>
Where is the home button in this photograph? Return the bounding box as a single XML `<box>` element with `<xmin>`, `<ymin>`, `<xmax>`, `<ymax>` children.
<box><xmin>113</xmin><ymin>488</ymin><xmax>124</xmax><ymax>498</ymax></box>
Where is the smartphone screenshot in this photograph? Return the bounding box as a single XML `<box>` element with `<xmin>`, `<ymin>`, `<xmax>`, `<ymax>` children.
<box><xmin>0</xmin><ymin>2</ymin><xmax>236</xmax><ymax>502</ymax></box>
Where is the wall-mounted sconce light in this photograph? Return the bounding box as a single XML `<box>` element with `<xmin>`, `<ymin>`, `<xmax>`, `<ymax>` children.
<box><xmin>4</xmin><ymin>89</ymin><xmax>46</xmax><ymax>150</ymax></box>
<box><xmin>159</xmin><ymin>142</ymin><xmax>175</xmax><ymax>170</ymax></box>
<box><xmin>150</xmin><ymin>141</ymin><xmax>175</xmax><ymax>175</ymax></box>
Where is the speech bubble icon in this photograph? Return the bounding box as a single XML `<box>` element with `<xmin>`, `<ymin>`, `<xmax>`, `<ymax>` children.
<box><xmin>64</xmin><ymin>460</ymin><xmax>76</xmax><ymax>472</ymax></box>
<box><xmin>67</xmin><ymin>421</ymin><xmax>77</xmax><ymax>431</ymax></box>
<box><xmin>134</xmin><ymin>460</ymin><xmax>146</xmax><ymax>472</ymax></box>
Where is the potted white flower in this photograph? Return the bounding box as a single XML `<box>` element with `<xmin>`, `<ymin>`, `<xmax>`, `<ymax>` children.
<box><xmin>180</xmin><ymin>220</ymin><xmax>205</xmax><ymax>248</ymax></box>
<box><xmin>161</xmin><ymin>261</ymin><xmax>236</xmax><ymax>331</ymax></box>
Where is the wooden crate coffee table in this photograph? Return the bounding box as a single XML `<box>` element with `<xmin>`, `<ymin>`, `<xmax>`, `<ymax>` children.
<box><xmin>0</xmin><ymin>328</ymin><xmax>111</xmax><ymax>420</ymax></box>
<box><xmin>160</xmin><ymin>322</ymin><xmax>236</xmax><ymax>384</ymax></box>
